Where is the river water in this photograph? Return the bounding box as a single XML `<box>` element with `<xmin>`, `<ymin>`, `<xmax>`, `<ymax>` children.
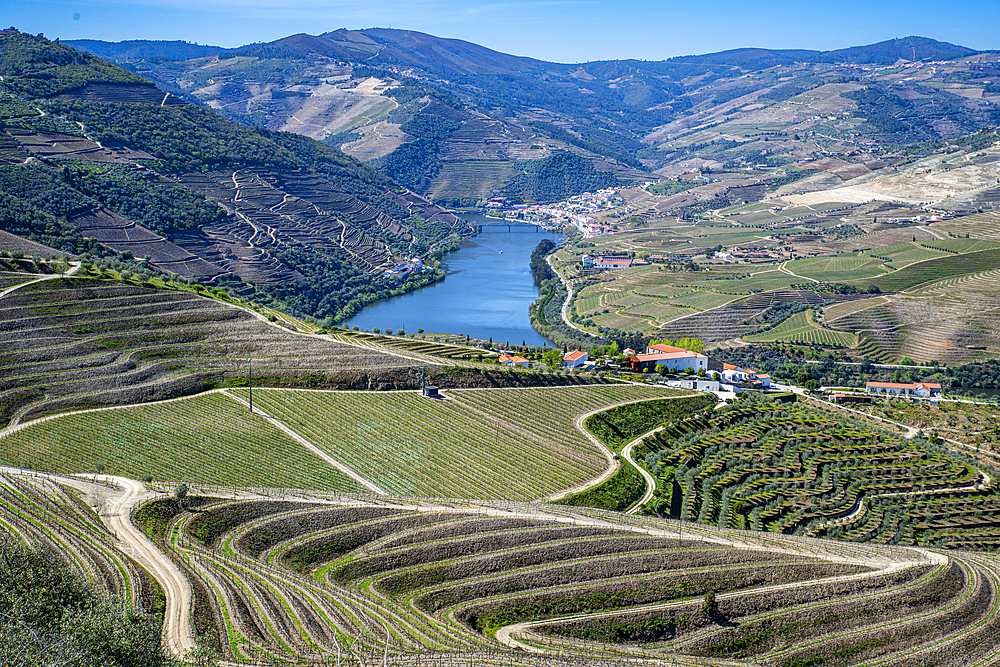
<box><xmin>344</xmin><ymin>213</ymin><xmax>564</xmax><ymax>347</ymax></box>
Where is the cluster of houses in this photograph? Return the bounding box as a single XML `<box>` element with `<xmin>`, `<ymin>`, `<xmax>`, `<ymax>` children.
<box><xmin>383</xmin><ymin>257</ymin><xmax>425</xmax><ymax>280</ymax></box>
<box><xmin>486</xmin><ymin>188</ymin><xmax>622</xmax><ymax>237</ymax></box>
<box><xmin>884</xmin><ymin>214</ymin><xmax>954</xmax><ymax>223</ymax></box>
<box><xmin>521</xmin><ymin>338</ymin><xmax>951</xmax><ymax>405</ymax></box>
<box><xmin>720</xmin><ymin>364</ymin><xmax>772</xmax><ymax>390</ymax></box>
<box><xmin>499</xmin><ymin>353</ymin><xmax>530</xmax><ymax>367</ymax></box>
<box><xmin>555</xmin><ymin>345</ymin><xmax>776</xmax><ymax>397</ymax></box>
<box><xmin>581</xmin><ymin>254</ymin><xmax>649</xmax><ymax>271</ymax></box>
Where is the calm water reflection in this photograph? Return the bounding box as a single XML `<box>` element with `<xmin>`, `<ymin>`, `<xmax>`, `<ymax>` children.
<box><xmin>344</xmin><ymin>214</ymin><xmax>563</xmax><ymax>347</ymax></box>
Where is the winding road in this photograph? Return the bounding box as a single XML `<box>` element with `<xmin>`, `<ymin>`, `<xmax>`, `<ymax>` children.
<box><xmin>0</xmin><ymin>468</ymin><xmax>197</xmax><ymax>660</ymax></box>
<box><xmin>546</xmin><ymin>254</ymin><xmax>601</xmax><ymax>338</ymax></box>
<box><xmin>96</xmin><ymin>475</ymin><xmax>197</xmax><ymax>659</ymax></box>
<box><xmin>620</xmin><ymin>425</ymin><xmax>664</xmax><ymax>513</ymax></box>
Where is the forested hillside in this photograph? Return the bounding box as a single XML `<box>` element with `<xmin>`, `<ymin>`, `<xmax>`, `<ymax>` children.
<box><xmin>0</xmin><ymin>29</ymin><xmax>468</xmax><ymax>323</ymax></box>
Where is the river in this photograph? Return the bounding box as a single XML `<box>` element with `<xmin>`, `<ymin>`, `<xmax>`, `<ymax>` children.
<box><xmin>344</xmin><ymin>213</ymin><xmax>564</xmax><ymax>347</ymax></box>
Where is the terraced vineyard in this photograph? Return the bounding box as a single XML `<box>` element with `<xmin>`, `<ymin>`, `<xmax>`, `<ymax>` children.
<box><xmin>0</xmin><ymin>392</ymin><xmax>364</xmax><ymax>493</ymax></box>
<box><xmin>8</xmin><ymin>390</ymin><xmax>1000</xmax><ymax>666</ymax></box>
<box><xmin>825</xmin><ymin>268</ymin><xmax>1000</xmax><ymax>363</ymax></box>
<box><xmin>332</xmin><ymin>330</ymin><xmax>490</xmax><ymax>363</ymax></box>
<box><xmin>638</xmin><ymin>396</ymin><xmax>1000</xmax><ymax>549</ymax></box>
<box><xmin>97</xmin><ymin>489</ymin><xmax>1000</xmax><ymax>667</ymax></box>
<box><xmin>746</xmin><ymin>310</ymin><xmax>856</xmax><ymax>347</ymax></box>
<box><xmin>865</xmin><ymin>248</ymin><xmax>1000</xmax><ymax>293</ymax></box>
<box><xmin>230</xmin><ymin>385</ymin><xmax>689</xmax><ymax>500</ymax></box>
<box><xmin>0</xmin><ymin>384</ymin><xmax>690</xmax><ymax>501</ymax></box>
<box><xmin>0</xmin><ymin>277</ymin><xmax>431</xmax><ymax>426</ymax></box>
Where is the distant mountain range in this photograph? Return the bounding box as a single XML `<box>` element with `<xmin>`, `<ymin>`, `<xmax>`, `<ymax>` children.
<box><xmin>63</xmin><ymin>30</ymin><xmax>998</xmax><ymax>205</ymax></box>
<box><xmin>66</xmin><ymin>33</ymin><xmax>978</xmax><ymax>72</ymax></box>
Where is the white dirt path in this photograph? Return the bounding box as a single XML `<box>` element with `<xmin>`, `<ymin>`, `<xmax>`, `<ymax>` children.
<box><xmin>220</xmin><ymin>389</ymin><xmax>387</xmax><ymax>495</ymax></box>
<box><xmin>544</xmin><ymin>395</ymin><xmax>696</xmax><ymax>502</ymax></box>
<box><xmin>621</xmin><ymin>425</ymin><xmax>664</xmax><ymax>513</ymax></box>
<box><xmin>0</xmin><ymin>263</ymin><xmax>82</xmax><ymax>300</ymax></box>
<box><xmin>547</xmin><ymin>254</ymin><xmax>601</xmax><ymax>339</ymax></box>
<box><xmin>779</xmin><ymin>260</ymin><xmax>819</xmax><ymax>283</ymax></box>
<box><xmin>0</xmin><ymin>469</ymin><xmax>197</xmax><ymax>660</ymax></box>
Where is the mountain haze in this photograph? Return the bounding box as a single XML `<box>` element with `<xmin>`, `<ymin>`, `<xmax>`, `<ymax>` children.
<box><xmin>74</xmin><ymin>29</ymin><xmax>999</xmax><ymax>205</ymax></box>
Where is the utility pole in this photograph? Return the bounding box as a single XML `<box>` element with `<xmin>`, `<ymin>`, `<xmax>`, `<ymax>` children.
<box><xmin>248</xmin><ymin>358</ymin><xmax>253</xmax><ymax>413</ymax></box>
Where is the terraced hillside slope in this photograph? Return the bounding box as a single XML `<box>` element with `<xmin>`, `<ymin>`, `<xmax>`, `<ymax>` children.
<box><xmin>0</xmin><ymin>29</ymin><xmax>469</xmax><ymax>323</ymax></box>
<box><xmin>0</xmin><ymin>383</ymin><xmax>691</xmax><ymax>500</ymax></box>
<box><xmin>79</xmin><ymin>32</ymin><xmax>1000</xmax><ymax>205</ymax></box>
<box><xmin>6</xmin><ymin>364</ymin><xmax>1000</xmax><ymax>665</ymax></box>
<box><xmin>631</xmin><ymin>395</ymin><xmax>1000</xmax><ymax>550</ymax></box>
<box><xmin>11</xmin><ymin>468</ymin><xmax>1000</xmax><ymax>667</ymax></box>
<box><xmin>0</xmin><ymin>274</ymin><xmax>445</xmax><ymax>427</ymax></box>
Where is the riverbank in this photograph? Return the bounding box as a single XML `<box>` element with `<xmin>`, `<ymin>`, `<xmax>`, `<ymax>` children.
<box><xmin>344</xmin><ymin>217</ymin><xmax>564</xmax><ymax>346</ymax></box>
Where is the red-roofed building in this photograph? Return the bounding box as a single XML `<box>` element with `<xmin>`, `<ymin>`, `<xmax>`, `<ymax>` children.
<box><xmin>564</xmin><ymin>350</ymin><xmax>588</xmax><ymax>369</ymax></box>
<box><xmin>629</xmin><ymin>347</ymin><xmax>708</xmax><ymax>373</ymax></box>
<box><xmin>866</xmin><ymin>381</ymin><xmax>941</xmax><ymax>398</ymax></box>
<box><xmin>499</xmin><ymin>354</ymin><xmax>529</xmax><ymax>367</ymax></box>
<box><xmin>595</xmin><ymin>257</ymin><xmax>633</xmax><ymax>269</ymax></box>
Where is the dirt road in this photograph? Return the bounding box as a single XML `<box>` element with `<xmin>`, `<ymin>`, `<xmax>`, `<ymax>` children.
<box><xmin>0</xmin><ymin>468</ymin><xmax>197</xmax><ymax>660</ymax></box>
<box><xmin>96</xmin><ymin>475</ymin><xmax>197</xmax><ymax>660</ymax></box>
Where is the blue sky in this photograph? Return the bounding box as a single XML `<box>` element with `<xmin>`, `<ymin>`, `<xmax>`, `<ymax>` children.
<box><xmin>9</xmin><ymin>0</ymin><xmax>1000</xmax><ymax>62</ymax></box>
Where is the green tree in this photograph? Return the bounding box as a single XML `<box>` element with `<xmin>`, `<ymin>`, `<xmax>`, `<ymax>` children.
<box><xmin>703</xmin><ymin>590</ymin><xmax>718</xmax><ymax>618</ymax></box>
<box><xmin>173</xmin><ymin>483</ymin><xmax>188</xmax><ymax>510</ymax></box>
<box><xmin>543</xmin><ymin>348</ymin><xmax>564</xmax><ymax>369</ymax></box>
<box><xmin>673</xmin><ymin>337</ymin><xmax>705</xmax><ymax>354</ymax></box>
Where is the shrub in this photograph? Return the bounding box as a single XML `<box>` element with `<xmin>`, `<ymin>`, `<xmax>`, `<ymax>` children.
<box><xmin>0</xmin><ymin>540</ymin><xmax>166</xmax><ymax>667</ymax></box>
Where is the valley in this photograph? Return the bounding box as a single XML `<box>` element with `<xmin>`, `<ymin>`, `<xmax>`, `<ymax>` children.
<box><xmin>8</xmin><ymin>22</ymin><xmax>1000</xmax><ymax>667</ymax></box>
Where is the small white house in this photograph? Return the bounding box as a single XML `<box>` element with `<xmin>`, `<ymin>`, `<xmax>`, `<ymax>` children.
<box><xmin>499</xmin><ymin>354</ymin><xmax>529</xmax><ymax>367</ymax></box>
<box><xmin>564</xmin><ymin>350</ymin><xmax>588</xmax><ymax>369</ymax></box>
<box><xmin>667</xmin><ymin>378</ymin><xmax>721</xmax><ymax>392</ymax></box>
<box><xmin>721</xmin><ymin>368</ymin><xmax>750</xmax><ymax>383</ymax></box>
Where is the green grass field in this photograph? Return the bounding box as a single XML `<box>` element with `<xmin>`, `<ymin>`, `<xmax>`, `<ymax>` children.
<box><xmin>0</xmin><ymin>392</ymin><xmax>364</xmax><ymax>491</ymax></box>
<box><xmin>869</xmin><ymin>248</ymin><xmax>1000</xmax><ymax>292</ymax></box>
<box><xmin>1</xmin><ymin>385</ymin><xmax>692</xmax><ymax>501</ymax></box>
